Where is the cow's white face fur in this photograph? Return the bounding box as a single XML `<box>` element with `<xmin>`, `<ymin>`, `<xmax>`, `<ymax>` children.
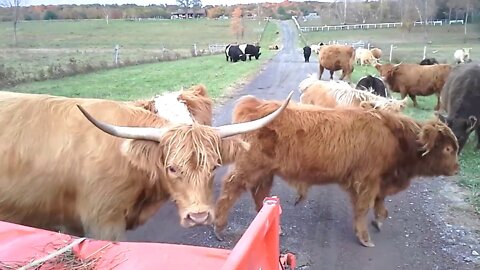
<box><xmin>153</xmin><ymin>91</ymin><xmax>194</xmax><ymax>125</ymax></box>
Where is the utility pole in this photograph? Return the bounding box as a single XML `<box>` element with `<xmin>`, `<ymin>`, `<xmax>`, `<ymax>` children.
<box><xmin>344</xmin><ymin>0</ymin><xmax>347</xmax><ymax>24</ymax></box>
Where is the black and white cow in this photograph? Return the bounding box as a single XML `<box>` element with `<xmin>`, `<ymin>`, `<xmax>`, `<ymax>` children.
<box><xmin>303</xmin><ymin>46</ymin><xmax>312</xmax><ymax>63</ymax></box>
<box><xmin>419</xmin><ymin>58</ymin><xmax>439</xmax><ymax>65</ymax></box>
<box><xmin>239</xmin><ymin>44</ymin><xmax>261</xmax><ymax>61</ymax></box>
<box><xmin>355</xmin><ymin>75</ymin><xmax>389</xmax><ymax>97</ymax></box>
<box><xmin>225</xmin><ymin>44</ymin><xmax>247</xmax><ymax>63</ymax></box>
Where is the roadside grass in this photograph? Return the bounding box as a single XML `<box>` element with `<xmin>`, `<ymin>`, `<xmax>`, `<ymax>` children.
<box><xmin>301</xmin><ymin>25</ymin><xmax>480</xmax><ymax>64</ymax></box>
<box><xmin>4</xmin><ymin>20</ymin><xmax>280</xmax><ymax>101</ymax></box>
<box><xmin>350</xmin><ymin>64</ymin><xmax>480</xmax><ymax>213</ymax></box>
<box><xmin>0</xmin><ymin>18</ymin><xmax>268</xmax><ymax>87</ymax></box>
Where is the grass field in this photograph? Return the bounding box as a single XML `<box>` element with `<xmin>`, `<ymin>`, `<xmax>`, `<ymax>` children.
<box><xmin>301</xmin><ymin>24</ymin><xmax>480</xmax><ymax>64</ymax></box>
<box><xmin>350</xmin><ymin>65</ymin><xmax>480</xmax><ymax>213</ymax></box>
<box><xmin>0</xmin><ymin>18</ymin><xmax>271</xmax><ymax>87</ymax></box>
<box><xmin>4</xmin><ymin>20</ymin><xmax>280</xmax><ymax>101</ymax></box>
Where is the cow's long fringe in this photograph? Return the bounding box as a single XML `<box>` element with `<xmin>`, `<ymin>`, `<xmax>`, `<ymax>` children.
<box><xmin>163</xmin><ymin>123</ymin><xmax>221</xmax><ymax>181</ymax></box>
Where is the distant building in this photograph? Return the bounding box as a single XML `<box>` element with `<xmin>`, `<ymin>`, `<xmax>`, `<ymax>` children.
<box><xmin>171</xmin><ymin>8</ymin><xmax>207</xmax><ymax>19</ymax></box>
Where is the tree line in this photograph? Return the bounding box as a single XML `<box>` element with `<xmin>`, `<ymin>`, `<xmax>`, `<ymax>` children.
<box><xmin>0</xmin><ymin>1</ymin><xmax>478</xmax><ymax>23</ymax></box>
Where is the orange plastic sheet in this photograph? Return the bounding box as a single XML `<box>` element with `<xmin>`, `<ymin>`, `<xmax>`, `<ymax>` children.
<box><xmin>0</xmin><ymin>196</ymin><xmax>295</xmax><ymax>270</ymax></box>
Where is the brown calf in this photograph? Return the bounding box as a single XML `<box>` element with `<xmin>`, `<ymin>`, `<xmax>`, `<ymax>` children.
<box><xmin>214</xmin><ymin>96</ymin><xmax>459</xmax><ymax>247</ymax></box>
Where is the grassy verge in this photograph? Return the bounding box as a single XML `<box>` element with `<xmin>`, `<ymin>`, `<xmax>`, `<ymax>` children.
<box><xmin>4</xmin><ymin>20</ymin><xmax>280</xmax><ymax>101</ymax></box>
<box><xmin>351</xmin><ymin>65</ymin><xmax>480</xmax><ymax>213</ymax></box>
<box><xmin>0</xmin><ymin>18</ymin><xmax>269</xmax><ymax>87</ymax></box>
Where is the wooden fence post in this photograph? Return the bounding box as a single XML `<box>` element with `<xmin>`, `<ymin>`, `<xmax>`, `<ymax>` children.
<box><xmin>389</xmin><ymin>44</ymin><xmax>393</xmax><ymax>62</ymax></box>
<box><xmin>114</xmin><ymin>44</ymin><xmax>120</xmax><ymax>64</ymax></box>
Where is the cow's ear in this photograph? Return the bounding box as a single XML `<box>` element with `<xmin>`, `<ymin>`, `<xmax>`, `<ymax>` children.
<box><xmin>219</xmin><ymin>137</ymin><xmax>250</xmax><ymax>165</ymax></box>
<box><xmin>121</xmin><ymin>139</ymin><xmax>163</xmax><ymax>183</ymax></box>
<box><xmin>467</xmin><ymin>116</ymin><xmax>478</xmax><ymax>133</ymax></box>
<box><xmin>187</xmin><ymin>84</ymin><xmax>208</xmax><ymax>97</ymax></box>
<box><xmin>418</xmin><ymin>124</ymin><xmax>439</xmax><ymax>156</ymax></box>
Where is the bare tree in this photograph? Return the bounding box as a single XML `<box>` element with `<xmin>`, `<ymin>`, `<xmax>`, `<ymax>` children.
<box><xmin>103</xmin><ymin>5</ymin><xmax>110</xmax><ymax>24</ymax></box>
<box><xmin>230</xmin><ymin>7</ymin><xmax>244</xmax><ymax>42</ymax></box>
<box><xmin>176</xmin><ymin>0</ymin><xmax>202</xmax><ymax>8</ymax></box>
<box><xmin>0</xmin><ymin>0</ymin><xmax>25</xmax><ymax>46</ymax></box>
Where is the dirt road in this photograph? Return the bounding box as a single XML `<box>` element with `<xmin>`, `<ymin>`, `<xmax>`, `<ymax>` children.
<box><xmin>127</xmin><ymin>21</ymin><xmax>480</xmax><ymax>270</ymax></box>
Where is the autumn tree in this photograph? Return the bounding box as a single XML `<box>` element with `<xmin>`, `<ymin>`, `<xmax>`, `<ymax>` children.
<box><xmin>230</xmin><ymin>7</ymin><xmax>244</xmax><ymax>42</ymax></box>
<box><xmin>176</xmin><ymin>0</ymin><xmax>202</xmax><ymax>8</ymax></box>
<box><xmin>0</xmin><ymin>0</ymin><xmax>26</xmax><ymax>46</ymax></box>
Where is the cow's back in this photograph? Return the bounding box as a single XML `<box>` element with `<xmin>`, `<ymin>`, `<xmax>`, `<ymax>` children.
<box><xmin>441</xmin><ymin>63</ymin><xmax>480</xmax><ymax>118</ymax></box>
<box><xmin>0</xmin><ymin>91</ymin><xmax>157</xmax><ymax>231</ymax></box>
<box><xmin>319</xmin><ymin>45</ymin><xmax>354</xmax><ymax>71</ymax></box>
<box><xmin>232</xmin><ymin>97</ymin><xmax>403</xmax><ymax>183</ymax></box>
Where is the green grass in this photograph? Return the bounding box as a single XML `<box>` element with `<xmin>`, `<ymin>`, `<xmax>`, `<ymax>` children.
<box><xmin>301</xmin><ymin>24</ymin><xmax>480</xmax><ymax>64</ymax></box>
<box><xmin>0</xmin><ymin>18</ymin><xmax>268</xmax><ymax>86</ymax></box>
<box><xmin>350</xmin><ymin>64</ymin><xmax>480</xmax><ymax>213</ymax></box>
<box><xmin>4</xmin><ymin>20</ymin><xmax>280</xmax><ymax>101</ymax></box>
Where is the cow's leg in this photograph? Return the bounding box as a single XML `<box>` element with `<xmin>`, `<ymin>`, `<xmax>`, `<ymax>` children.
<box><xmin>409</xmin><ymin>94</ymin><xmax>418</xmax><ymax>107</ymax></box>
<box><xmin>214</xmin><ymin>168</ymin><xmax>248</xmax><ymax>241</ymax></box>
<box><xmin>330</xmin><ymin>70</ymin><xmax>335</xmax><ymax>80</ymax></box>
<box><xmin>250</xmin><ymin>173</ymin><xmax>274</xmax><ymax>212</ymax></box>
<box><xmin>348</xmin><ymin>182</ymin><xmax>379</xmax><ymax>247</ymax></box>
<box><xmin>319</xmin><ymin>65</ymin><xmax>325</xmax><ymax>79</ymax></box>
<box><xmin>372</xmin><ymin>194</ymin><xmax>388</xmax><ymax>231</ymax></box>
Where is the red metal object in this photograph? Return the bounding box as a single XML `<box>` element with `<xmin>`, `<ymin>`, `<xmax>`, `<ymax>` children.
<box><xmin>0</xmin><ymin>196</ymin><xmax>296</xmax><ymax>269</ymax></box>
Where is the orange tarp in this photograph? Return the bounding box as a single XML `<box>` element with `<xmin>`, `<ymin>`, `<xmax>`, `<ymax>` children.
<box><xmin>0</xmin><ymin>196</ymin><xmax>295</xmax><ymax>270</ymax></box>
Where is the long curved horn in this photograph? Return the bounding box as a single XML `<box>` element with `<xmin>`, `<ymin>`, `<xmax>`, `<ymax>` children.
<box><xmin>216</xmin><ymin>91</ymin><xmax>294</xmax><ymax>138</ymax></box>
<box><xmin>77</xmin><ymin>105</ymin><xmax>167</xmax><ymax>142</ymax></box>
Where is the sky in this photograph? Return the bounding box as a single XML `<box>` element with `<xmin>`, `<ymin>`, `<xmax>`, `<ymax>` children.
<box><xmin>25</xmin><ymin>0</ymin><xmax>337</xmax><ymax>7</ymax></box>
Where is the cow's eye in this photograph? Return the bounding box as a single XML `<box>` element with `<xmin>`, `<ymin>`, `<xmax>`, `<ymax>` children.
<box><xmin>167</xmin><ymin>166</ymin><xmax>177</xmax><ymax>174</ymax></box>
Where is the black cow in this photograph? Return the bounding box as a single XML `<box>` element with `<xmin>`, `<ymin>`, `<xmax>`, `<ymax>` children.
<box><xmin>239</xmin><ymin>44</ymin><xmax>261</xmax><ymax>60</ymax></box>
<box><xmin>303</xmin><ymin>46</ymin><xmax>312</xmax><ymax>62</ymax></box>
<box><xmin>355</xmin><ymin>75</ymin><xmax>389</xmax><ymax>97</ymax></box>
<box><xmin>419</xmin><ymin>58</ymin><xmax>439</xmax><ymax>65</ymax></box>
<box><xmin>438</xmin><ymin>62</ymin><xmax>480</xmax><ymax>152</ymax></box>
<box><xmin>225</xmin><ymin>44</ymin><xmax>247</xmax><ymax>63</ymax></box>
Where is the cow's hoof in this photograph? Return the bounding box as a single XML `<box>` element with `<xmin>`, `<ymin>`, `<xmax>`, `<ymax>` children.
<box><xmin>359</xmin><ymin>239</ymin><xmax>375</xmax><ymax>247</ymax></box>
<box><xmin>357</xmin><ymin>232</ymin><xmax>375</xmax><ymax>247</ymax></box>
<box><xmin>294</xmin><ymin>195</ymin><xmax>305</xmax><ymax>206</ymax></box>
<box><xmin>372</xmin><ymin>220</ymin><xmax>383</xmax><ymax>232</ymax></box>
<box><xmin>213</xmin><ymin>226</ymin><xmax>225</xmax><ymax>241</ymax></box>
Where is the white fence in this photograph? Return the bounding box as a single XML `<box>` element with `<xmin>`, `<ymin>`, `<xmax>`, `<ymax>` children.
<box><xmin>298</xmin><ymin>20</ymin><xmax>464</xmax><ymax>32</ymax></box>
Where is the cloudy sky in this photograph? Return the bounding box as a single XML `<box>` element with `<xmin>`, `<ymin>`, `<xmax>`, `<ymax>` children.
<box><xmin>25</xmin><ymin>0</ymin><xmax>337</xmax><ymax>6</ymax></box>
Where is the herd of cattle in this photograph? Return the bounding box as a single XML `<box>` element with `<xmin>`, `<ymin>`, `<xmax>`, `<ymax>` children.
<box><xmin>0</xmin><ymin>43</ymin><xmax>478</xmax><ymax>250</ymax></box>
<box><xmin>301</xmin><ymin>42</ymin><xmax>478</xmax><ymax>152</ymax></box>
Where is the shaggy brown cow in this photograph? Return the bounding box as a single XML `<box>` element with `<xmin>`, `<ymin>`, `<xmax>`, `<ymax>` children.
<box><xmin>213</xmin><ymin>96</ymin><xmax>459</xmax><ymax>247</ymax></box>
<box><xmin>0</xmin><ymin>91</ymin><xmax>292</xmax><ymax>241</ymax></box>
<box><xmin>298</xmin><ymin>74</ymin><xmax>408</xmax><ymax>113</ymax></box>
<box><xmin>375</xmin><ymin>63</ymin><xmax>452</xmax><ymax>110</ymax></box>
<box><xmin>318</xmin><ymin>44</ymin><xmax>356</xmax><ymax>81</ymax></box>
